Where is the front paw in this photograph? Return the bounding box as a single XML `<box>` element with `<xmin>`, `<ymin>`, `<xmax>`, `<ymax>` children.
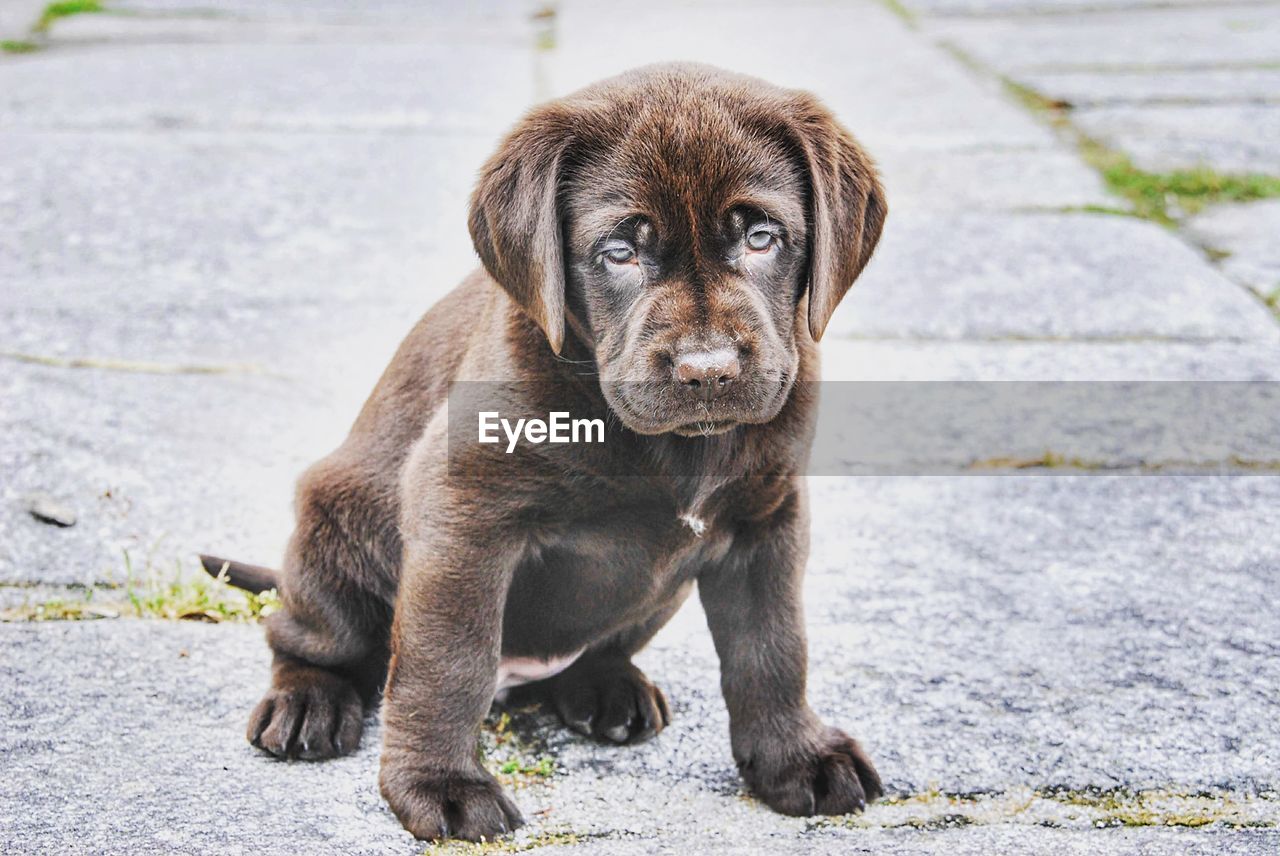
<box><xmin>739</xmin><ymin>725</ymin><xmax>883</xmax><ymax>816</ymax></box>
<box><xmin>380</xmin><ymin>764</ymin><xmax>524</xmax><ymax>841</ymax></box>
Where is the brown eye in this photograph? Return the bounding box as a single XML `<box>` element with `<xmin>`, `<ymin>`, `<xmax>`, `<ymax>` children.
<box><xmin>746</xmin><ymin>229</ymin><xmax>776</xmax><ymax>252</ymax></box>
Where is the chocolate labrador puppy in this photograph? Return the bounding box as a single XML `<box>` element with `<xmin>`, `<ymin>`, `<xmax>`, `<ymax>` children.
<box><xmin>203</xmin><ymin>62</ymin><xmax>886</xmax><ymax>841</ymax></box>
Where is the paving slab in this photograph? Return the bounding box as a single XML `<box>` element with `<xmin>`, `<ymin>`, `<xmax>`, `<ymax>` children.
<box><xmin>0</xmin><ymin>130</ymin><xmax>487</xmax><ymax>321</ymax></box>
<box><xmin>0</xmin><ymin>0</ymin><xmax>45</xmax><ymax>39</ymax></box>
<box><xmin>89</xmin><ymin>0</ymin><xmax>535</xmax><ymax>29</ymax></box>
<box><xmin>820</xmin><ymin>339</ymin><xmax>1280</xmax><ymax>380</ymax></box>
<box><xmin>1021</xmin><ymin>68</ymin><xmax>1280</xmax><ymax>108</ymax></box>
<box><xmin>875</xmin><ymin>146</ymin><xmax>1115</xmax><ymax>211</ymax></box>
<box><xmin>827</xmin><ymin>211</ymin><xmax>1280</xmax><ymax>341</ymax></box>
<box><xmin>549</xmin><ymin>0</ymin><xmax>1057</xmax><ymax>154</ymax></box>
<box><xmin>1186</xmin><ymin>199</ymin><xmax>1280</xmax><ymax>299</ymax></box>
<box><xmin>900</xmin><ymin>0</ymin><xmax>1222</xmax><ymax>15</ymax></box>
<box><xmin>4</xmin><ymin>473</ymin><xmax>1279</xmax><ymax>852</ymax></box>
<box><xmin>0</xmin><ymin>362</ymin><xmax>334</xmax><ymax>588</ymax></box>
<box><xmin>0</xmin><ymin>41</ymin><xmax>535</xmax><ymax>131</ymax></box>
<box><xmin>1072</xmin><ymin>103</ymin><xmax>1280</xmax><ymax>173</ymax></box>
<box><xmin>930</xmin><ymin>6</ymin><xmax>1280</xmax><ymax>72</ymax></box>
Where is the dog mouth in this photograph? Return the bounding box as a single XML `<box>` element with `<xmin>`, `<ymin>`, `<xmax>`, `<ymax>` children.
<box><xmin>671</xmin><ymin>419</ymin><xmax>738</xmax><ymax>437</ymax></box>
<box><xmin>607</xmin><ymin>378</ymin><xmax>791</xmax><ymax>437</ymax></box>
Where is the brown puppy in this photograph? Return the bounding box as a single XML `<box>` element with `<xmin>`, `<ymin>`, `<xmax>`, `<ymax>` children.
<box><xmin>203</xmin><ymin>62</ymin><xmax>886</xmax><ymax>841</ymax></box>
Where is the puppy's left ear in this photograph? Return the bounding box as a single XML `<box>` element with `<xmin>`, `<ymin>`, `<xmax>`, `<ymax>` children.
<box><xmin>787</xmin><ymin>94</ymin><xmax>888</xmax><ymax>342</ymax></box>
<box><xmin>469</xmin><ymin>105</ymin><xmax>574</xmax><ymax>354</ymax></box>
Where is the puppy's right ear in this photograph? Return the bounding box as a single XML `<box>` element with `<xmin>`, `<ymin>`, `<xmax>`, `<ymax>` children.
<box><xmin>469</xmin><ymin>106</ymin><xmax>574</xmax><ymax>355</ymax></box>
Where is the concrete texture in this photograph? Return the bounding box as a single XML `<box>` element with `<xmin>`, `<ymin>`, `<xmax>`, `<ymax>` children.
<box><xmin>0</xmin><ymin>42</ymin><xmax>536</xmax><ymax>131</ymax></box>
<box><xmin>875</xmin><ymin>147</ymin><xmax>1115</xmax><ymax>212</ymax></box>
<box><xmin>3</xmin><ymin>0</ymin><xmax>1279</xmax><ymax>852</ymax></box>
<box><xmin>0</xmin><ymin>0</ymin><xmax>45</xmax><ymax>40</ymax></box>
<box><xmin>820</xmin><ymin>339</ymin><xmax>1280</xmax><ymax>381</ymax></box>
<box><xmin>7</xmin><ymin>472</ymin><xmax>1280</xmax><ymax>851</ymax></box>
<box><xmin>1186</xmin><ymin>199</ymin><xmax>1280</xmax><ymax>300</ymax></box>
<box><xmin>1020</xmin><ymin>68</ymin><xmax>1280</xmax><ymax>108</ymax></box>
<box><xmin>830</xmin><ymin>212</ymin><xmax>1280</xmax><ymax>341</ymax></box>
<box><xmin>900</xmin><ymin>0</ymin><xmax>1216</xmax><ymax>14</ymax></box>
<box><xmin>929</xmin><ymin>6</ymin><xmax>1280</xmax><ymax>73</ymax></box>
<box><xmin>1072</xmin><ymin>103</ymin><xmax>1280</xmax><ymax>174</ymax></box>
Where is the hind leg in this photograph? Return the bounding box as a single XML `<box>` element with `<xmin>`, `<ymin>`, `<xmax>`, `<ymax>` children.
<box><xmin>250</xmin><ymin>457</ymin><xmax>399</xmax><ymax>760</ymax></box>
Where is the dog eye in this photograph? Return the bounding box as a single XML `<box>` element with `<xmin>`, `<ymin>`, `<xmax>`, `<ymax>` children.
<box><xmin>601</xmin><ymin>244</ymin><xmax>637</xmax><ymax>266</ymax></box>
<box><xmin>746</xmin><ymin>229</ymin><xmax>776</xmax><ymax>252</ymax></box>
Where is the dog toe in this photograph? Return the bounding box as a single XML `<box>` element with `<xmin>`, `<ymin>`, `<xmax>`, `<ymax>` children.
<box><xmin>550</xmin><ymin>658</ymin><xmax>669</xmax><ymax>745</ymax></box>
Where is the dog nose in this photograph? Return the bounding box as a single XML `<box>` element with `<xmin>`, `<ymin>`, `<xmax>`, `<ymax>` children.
<box><xmin>673</xmin><ymin>347</ymin><xmax>740</xmax><ymax>401</ymax></box>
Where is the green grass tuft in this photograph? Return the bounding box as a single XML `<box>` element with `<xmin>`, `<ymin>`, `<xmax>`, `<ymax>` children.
<box><xmin>999</xmin><ymin>76</ymin><xmax>1280</xmax><ymax>225</ymax></box>
<box><xmin>422</xmin><ymin>830</ymin><xmax>580</xmax><ymax>854</ymax></box>
<box><xmin>876</xmin><ymin>0</ymin><xmax>917</xmax><ymax>25</ymax></box>
<box><xmin>1</xmin><ymin>552</ymin><xmax>280</xmax><ymax>622</ymax></box>
<box><xmin>35</xmin><ymin>0</ymin><xmax>104</xmax><ymax>33</ymax></box>
<box><xmin>2</xmin><ymin>39</ymin><xmax>41</xmax><ymax>53</ymax></box>
<box><xmin>481</xmin><ymin>711</ymin><xmax>558</xmax><ymax>789</ymax></box>
<box><xmin>1081</xmin><ymin>141</ymin><xmax>1280</xmax><ymax>224</ymax></box>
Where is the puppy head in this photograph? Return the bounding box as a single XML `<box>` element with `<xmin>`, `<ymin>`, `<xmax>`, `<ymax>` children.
<box><xmin>470</xmin><ymin>63</ymin><xmax>886</xmax><ymax>436</ymax></box>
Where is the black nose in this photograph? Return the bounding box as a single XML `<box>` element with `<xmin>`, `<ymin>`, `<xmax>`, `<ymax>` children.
<box><xmin>673</xmin><ymin>347</ymin><xmax>741</xmax><ymax>401</ymax></box>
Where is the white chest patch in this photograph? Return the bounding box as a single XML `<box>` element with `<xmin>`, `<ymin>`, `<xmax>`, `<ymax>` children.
<box><xmin>680</xmin><ymin>513</ymin><xmax>707</xmax><ymax>536</ymax></box>
<box><xmin>494</xmin><ymin>649</ymin><xmax>584</xmax><ymax>700</ymax></box>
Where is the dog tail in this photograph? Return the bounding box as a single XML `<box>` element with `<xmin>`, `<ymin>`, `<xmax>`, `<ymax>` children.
<box><xmin>200</xmin><ymin>554</ymin><xmax>280</xmax><ymax>595</ymax></box>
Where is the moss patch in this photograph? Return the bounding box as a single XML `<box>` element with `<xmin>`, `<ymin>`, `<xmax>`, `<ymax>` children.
<box><xmin>967</xmin><ymin>451</ymin><xmax>1105</xmax><ymax>470</ymax></box>
<box><xmin>422</xmin><ymin>830</ymin><xmax>580</xmax><ymax>854</ymax></box>
<box><xmin>1</xmin><ymin>553</ymin><xmax>279</xmax><ymax>622</ymax></box>
<box><xmin>815</xmin><ymin>786</ymin><xmax>1279</xmax><ymax>831</ymax></box>
<box><xmin>876</xmin><ymin>0</ymin><xmax>917</xmax><ymax>26</ymax></box>
<box><xmin>999</xmin><ymin>78</ymin><xmax>1280</xmax><ymax>225</ymax></box>
<box><xmin>481</xmin><ymin>711</ymin><xmax>558</xmax><ymax>789</ymax></box>
<box><xmin>2</xmin><ymin>39</ymin><xmax>41</xmax><ymax>53</ymax></box>
<box><xmin>34</xmin><ymin>0</ymin><xmax>104</xmax><ymax>33</ymax></box>
<box><xmin>1080</xmin><ymin>143</ymin><xmax>1280</xmax><ymax>225</ymax></box>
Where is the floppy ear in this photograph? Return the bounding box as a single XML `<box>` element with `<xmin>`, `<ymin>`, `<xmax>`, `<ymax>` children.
<box><xmin>787</xmin><ymin>95</ymin><xmax>887</xmax><ymax>342</ymax></box>
<box><xmin>468</xmin><ymin>107</ymin><xmax>573</xmax><ymax>354</ymax></box>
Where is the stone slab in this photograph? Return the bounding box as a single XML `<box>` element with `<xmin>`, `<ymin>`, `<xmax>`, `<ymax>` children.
<box><xmin>550</xmin><ymin>0</ymin><xmax>1057</xmax><ymax>153</ymax></box>
<box><xmin>820</xmin><ymin>339</ymin><xmax>1280</xmax><ymax>380</ymax></box>
<box><xmin>876</xmin><ymin>146</ymin><xmax>1115</xmax><ymax>211</ymax></box>
<box><xmin>827</xmin><ymin>211</ymin><xmax>1280</xmax><ymax>341</ymax></box>
<box><xmin>83</xmin><ymin>0</ymin><xmax>535</xmax><ymax>30</ymax></box>
<box><xmin>931</xmin><ymin>6</ymin><xmax>1280</xmax><ymax>72</ymax></box>
<box><xmin>0</xmin><ymin>362</ymin><xmax>332</xmax><ymax>588</ymax></box>
<box><xmin>901</xmin><ymin>0</ymin><xmax>1223</xmax><ymax>16</ymax></box>
<box><xmin>0</xmin><ymin>130</ymin><xmax>488</xmax><ymax>368</ymax></box>
<box><xmin>1022</xmin><ymin>68</ymin><xmax>1280</xmax><ymax>108</ymax></box>
<box><xmin>1186</xmin><ymin>199</ymin><xmax>1280</xmax><ymax>300</ymax></box>
<box><xmin>1072</xmin><ymin>103</ymin><xmax>1280</xmax><ymax>174</ymax></box>
<box><xmin>0</xmin><ymin>41</ymin><xmax>535</xmax><ymax>131</ymax></box>
<box><xmin>4</xmin><ymin>473</ymin><xmax>1280</xmax><ymax>851</ymax></box>
<box><xmin>0</xmin><ymin>0</ymin><xmax>45</xmax><ymax>39</ymax></box>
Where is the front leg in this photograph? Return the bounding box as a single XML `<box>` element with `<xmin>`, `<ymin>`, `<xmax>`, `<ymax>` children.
<box><xmin>378</xmin><ymin>492</ymin><xmax>524</xmax><ymax>842</ymax></box>
<box><xmin>698</xmin><ymin>485</ymin><xmax>882</xmax><ymax>816</ymax></box>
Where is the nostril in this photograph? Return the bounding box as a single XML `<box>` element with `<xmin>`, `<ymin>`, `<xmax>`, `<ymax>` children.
<box><xmin>672</xmin><ymin>347</ymin><xmax>741</xmax><ymax>398</ymax></box>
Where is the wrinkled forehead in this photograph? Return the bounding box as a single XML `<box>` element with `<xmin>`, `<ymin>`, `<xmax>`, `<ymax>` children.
<box><xmin>565</xmin><ymin>117</ymin><xmax>808</xmax><ymax>247</ymax></box>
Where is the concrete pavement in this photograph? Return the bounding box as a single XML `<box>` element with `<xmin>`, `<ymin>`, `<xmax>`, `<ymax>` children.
<box><xmin>2</xmin><ymin>1</ymin><xmax>1278</xmax><ymax>852</ymax></box>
